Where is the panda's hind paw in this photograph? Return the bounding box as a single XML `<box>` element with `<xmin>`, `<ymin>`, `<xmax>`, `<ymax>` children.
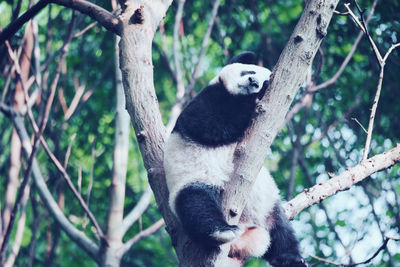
<box><xmin>211</xmin><ymin>226</ymin><xmax>243</xmax><ymax>244</ymax></box>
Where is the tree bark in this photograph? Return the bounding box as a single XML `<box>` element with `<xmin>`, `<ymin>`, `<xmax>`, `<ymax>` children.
<box><xmin>100</xmin><ymin>36</ymin><xmax>131</xmax><ymax>267</ymax></box>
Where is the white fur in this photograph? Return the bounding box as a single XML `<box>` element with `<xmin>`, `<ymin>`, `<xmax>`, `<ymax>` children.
<box><xmin>209</xmin><ymin>63</ymin><xmax>271</xmax><ymax>95</ymax></box>
<box><xmin>229</xmin><ymin>226</ymin><xmax>271</xmax><ymax>258</ymax></box>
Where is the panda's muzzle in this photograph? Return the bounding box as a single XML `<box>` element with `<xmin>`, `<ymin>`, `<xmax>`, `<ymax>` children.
<box><xmin>248</xmin><ymin>77</ymin><xmax>259</xmax><ymax>88</ymax></box>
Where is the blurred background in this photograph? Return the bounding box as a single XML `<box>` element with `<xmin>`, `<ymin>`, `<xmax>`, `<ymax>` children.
<box><xmin>0</xmin><ymin>0</ymin><xmax>399</xmax><ymax>266</ymax></box>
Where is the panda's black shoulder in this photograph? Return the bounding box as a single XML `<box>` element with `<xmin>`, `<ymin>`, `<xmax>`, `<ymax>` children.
<box><xmin>173</xmin><ymin>83</ymin><xmax>256</xmax><ymax>147</ymax></box>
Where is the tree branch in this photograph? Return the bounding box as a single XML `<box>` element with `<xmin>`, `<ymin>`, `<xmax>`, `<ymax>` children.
<box><xmin>222</xmin><ymin>0</ymin><xmax>340</xmax><ymax>226</ymax></box>
<box><xmin>310</xmin><ymin>0</ymin><xmax>378</xmax><ymax>92</ymax></box>
<box><xmin>283</xmin><ymin>144</ymin><xmax>400</xmax><ymax>219</ymax></box>
<box><xmin>121</xmin><ymin>185</ymin><xmax>153</xmax><ymax>237</ymax></box>
<box><xmin>185</xmin><ymin>0</ymin><xmax>221</xmax><ymax>94</ymax></box>
<box><xmin>1</xmin><ymin>13</ymin><xmax>74</xmax><ymax>256</ymax></box>
<box><xmin>0</xmin><ymin>0</ymin><xmax>50</xmax><ymax>44</ymax></box>
<box><xmin>7</xmin><ymin>114</ymin><xmax>100</xmax><ymax>260</ymax></box>
<box><xmin>121</xmin><ymin>219</ymin><xmax>164</xmax><ymax>255</ymax></box>
<box><xmin>52</xmin><ymin>0</ymin><xmax>121</xmax><ymax>35</ymax></box>
<box><xmin>166</xmin><ymin>0</ymin><xmax>221</xmax><ymax>132</ymax></box>
<box><xmin>311</xmin><ymin>236</ymin><xmax>399</xmax><ymax>266</ymax></box>
<box><xmin>172</xmin><ymin>0</ymin><xmax>185</xmax><ymax>99</ymax></box>
<box><xmin>283</xmin><ymin>0</ymin><xmax>378</xmax><ymax>128</ymax></box>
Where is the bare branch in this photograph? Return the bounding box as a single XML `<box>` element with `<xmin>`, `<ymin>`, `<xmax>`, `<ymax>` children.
<box><xmin>121</xmin><ymin>219</ymin><xmax>164</xmax><ymax>255</ymax></box>
<box><xmin>64</xmin><ymin>77</ymin><xmax>86</xmax><ymax>121</ymax></box>
<box><xmin>28</xmin><ymin>192</ymin><xmax>40</xmax><ymax>267</ymax></box>
<box><xmin>166</xmin><ymin>0</ymin><xmax>221</xmax><ymax>132</ymax></box>
<box><xmin>3</xmin><ymin>13</ymin><xmax>104</xmax><ymax>239</ymax></box>
<box><xmin>222</xmin><ymin>0</ymin><xmax>340</xmax><ymax>227</ymax></box>
<box><xmin>73</xmin><ymin>21</ymin><xmax>98</xmax><ymax>38</ymax></box>
<box><xmin>104</xmin><ymin>35</ymin><xmax>130</xmax><ymax>247</ymax></box>
<box><xmin>283</xmin><ymin>0</ymin><xmax>378</xmax><ymax>127</ymax></box>
<box><xmin>283</xmin><ymin>144</ymin><xmax>400</xmax><ymax>219</ymax></box>
<box><xmin>382</xmin><ymin>43</ymin><xmax>400</xmax><ymax>62</ymax></box>
<box><xmin>52</xmin><ymin>0</ymin><xmax>121</xmax><ymax>35</ymax></box>
<box><xmin>121</xmin><ymin>185</ymin><xmax>153</xmax><ymax>236</ymax></box>
<box><xmin>86</xmin><ymin>138</ymin><xmax>96</xmax><ymax>208</ymax></box>
<box><xmin>0</xmin><ymin>0</ymin><xmax>50</xmax><ymax>43</ymax></box>
<box><xmin>344</xmin><ymin>2</ymin><xmax>382</xmax><ymax>64</ymax></box>
<box><xmin>164</xmin><ymin>0</ymin><xmax>187</xmax><ymax>133</ymax></box>
<box><xmin>158</xmin><ymin>22</ymin><xmax>176</xmax><ymax>82</ymax></box>
<box><xmin>311</xmin><ymin>236</ymin><xmax>399</xmax><ymax>266</ymax></box>
<box><xmin>39</xmin><ymin>134</ymin><xmax>104</xmax><ymax>238</ymax></box>
<box><xmin>172</xmin><ymin>0</ymin><xmax>186</xmax><ymax>99</ymax></box>
<box><xmin>186</xmin><ymin>0</ymin><xmax>221</xmax><ymax>93</ymax></box>
<box><xmin>9</xmin><ymin>114</ymin><xmax>99</xmax><ymax>260</ymax></box>
<box><xmin>351</xmin><ymin>117</ymin><xmax>368</xmax><ymax>133</ymax></box>
<box><xmin>0</xmin><ymin>14</ymin><xmax>76</xmax><ymax>260</ymax></box>
<box><xmin>312</xmin><ymin>0</ymin><xmax>377</xmax><ymax>93</ymax></box>
<box><xmin>3</xmin><ymin>186</ymin><xmax>30</xmax><ymax>267</ymax></box>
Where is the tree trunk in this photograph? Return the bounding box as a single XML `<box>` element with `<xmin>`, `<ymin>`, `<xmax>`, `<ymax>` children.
<box><xmin>99</xmin><ymin>36</ymin><xmax>130</xmax><ymax>267</ymax></box>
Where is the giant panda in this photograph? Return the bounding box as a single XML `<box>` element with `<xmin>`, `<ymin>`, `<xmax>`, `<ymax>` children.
<box><xmin>164</xmin><ymin>51</ymin><xmax>307</xmax><ymax>267</ymax></box>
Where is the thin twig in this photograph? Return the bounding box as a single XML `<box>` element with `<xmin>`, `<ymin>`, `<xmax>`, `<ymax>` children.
<box><xmin>39</xmin><ymin>134</ymin><xmax>104</xmax><ymax>238</ymax></box>
<box><xmin>185</xmin><ymin>0</ymin><xmax>221</xmax><ymax>94</ymax></box>
<box><xmin>344</xmin><ymin>1</ymin><xmax>400</xmax><ymax>161</ymax></box>
<box><xmin>351</xmin><ymin>117</ymin><xmax>368</xmax><ymax>133</ymax></box>
<box><xmin>309</xmin><ymin>254</ymin><xmax>342</xmax><ymax>265</ymax></box>
<box><xmin>310</xmin><ymin>237</ymin><xmax>398</xmax><ymax>266</ymax></box>
<box><xmin>0</xmin><ymin>15</ymin><xmax>76</xmax><ymax>260</ymax></box>
<box><xmin>121</xmin><ymin>185</ymin><xmax>153</xmax><ymax>236</ymax></box>
<box><xmin>87</xmin><ymin>138</ymin><xmax>96</xmax><ymax>208</ymax></box>
<box><xmin>64</xmin><ymin>133</ymin><xmax>77</xmax><ymax>168</ymax></box>
<box><xmin>172</xmin><ymin>0</ymin><xmax>186</xmax><ymax>99</ymax></box>
<box><xmin>283</xmin><ymin>0</ymin><xmax>378</xmax><ymax>129</ymax></box>
<box><xmin>121</xmin><ymin>219</ymin><xmax>164</xmax><ymax>255</ymax></box>
<box><xmin>166</xmin><ymin>0</ymin><xmax>221</xmax><ymax>132</ymax></box>
<box><xmin>64</xmin><ymin>76</ymin><xmax>86</xmax><ymax>121</ymax></box>
<box><xmin>73</xmin><ymin>21</ymin><xmax>98</xmax><ymax>38</ymax></box>
<box><xmin>4</xmin><ymin>12</ymin><xmax>104</xmax><ymax>240</ymax></box>
<box><xmin>158</xmin><ymin>22</ymin><xmax>176</xmax><ymax>83</ymax></box>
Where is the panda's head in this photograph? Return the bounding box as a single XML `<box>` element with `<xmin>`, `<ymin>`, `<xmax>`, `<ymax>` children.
<box><xmin>209</xmin><ymin>51</ymin><xmax>271</xmax><ymax>97</ymax></box>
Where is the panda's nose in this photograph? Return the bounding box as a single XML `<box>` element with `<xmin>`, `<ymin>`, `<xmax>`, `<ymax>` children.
<box><xmin>249</xmin><ymin>77</ymin><xmax>259</xmax><ymax>88</ymax></box>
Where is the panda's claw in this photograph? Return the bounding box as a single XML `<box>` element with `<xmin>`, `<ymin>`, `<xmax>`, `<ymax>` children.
<box><xmin>211</xmin><ymin>226</ymin><xmax>243</xmax><ymax>243</ymax></box>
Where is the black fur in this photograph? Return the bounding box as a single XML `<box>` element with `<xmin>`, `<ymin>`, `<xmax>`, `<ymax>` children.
<box><xmin>264</xmin><ymin>204</ymin><xmax>307</xmax><ymax>267</ymax></box>
<box><xmin>229</xmin><ymin>51</ymin><xmax>258</xmax><ymax>65</ymax></box>
<box><xmin>173</xmin><ymin>82</ymin><xmax>266</xmax><ymax>147</ymax></box>
<box><xmin>175</xmin><ymin>182</ymin><xmax>239</xmax><ymax>248</ymax></box>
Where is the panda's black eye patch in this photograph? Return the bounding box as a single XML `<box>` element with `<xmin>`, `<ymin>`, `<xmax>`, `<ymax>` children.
<box><xmin>240</xmin><ymin>71</ymin><xmax>256</xmax><ymax>76</ymax></box>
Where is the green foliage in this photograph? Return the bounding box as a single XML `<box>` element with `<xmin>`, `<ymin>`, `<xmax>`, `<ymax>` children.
<box><xmin>1</xmin><ymin>0</ymin><xmax>399</xmax><ymax>266</ymax></box>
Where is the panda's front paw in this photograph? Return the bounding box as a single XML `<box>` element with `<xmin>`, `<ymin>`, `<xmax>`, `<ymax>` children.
<box><xmin>210</xmin><ymin>225</ymin><xmax>243</xmax><ymax>244</ymax></box>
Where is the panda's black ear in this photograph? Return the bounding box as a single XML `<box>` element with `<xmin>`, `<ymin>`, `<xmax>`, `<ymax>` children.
<box><xmin>229</xmin><ymin>51</ymin><xmax>257</xmax><ymax>65</ymax></box>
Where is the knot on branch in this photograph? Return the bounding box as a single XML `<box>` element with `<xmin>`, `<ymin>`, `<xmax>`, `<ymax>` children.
<box><xmin>316</xmin><ymin>14</ymin><xmax>327</xmax><ymax>39</ymax></box>
<box><xmin>255</xmin><ymin>104</ymin><xmax>266</xmax><ymax>115</ymax></box>
<box><xmin>234</xmin><ymin>146</ymin><xmax>245</xmax><ymax>160</ymax></box>
<box><xmin>136</xmin><ymin>130</ymin><xmax>147</xmax><ymax>142</ymax></box>
<box><xmin>294</xmin><ymin>35</ymin><xmax>304</xmax><ymax>44</ymax></box>
<box><xmin>130</xmin><ymin>5</ymin><xmax>144</xmax><ymax>24</ymax></box>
